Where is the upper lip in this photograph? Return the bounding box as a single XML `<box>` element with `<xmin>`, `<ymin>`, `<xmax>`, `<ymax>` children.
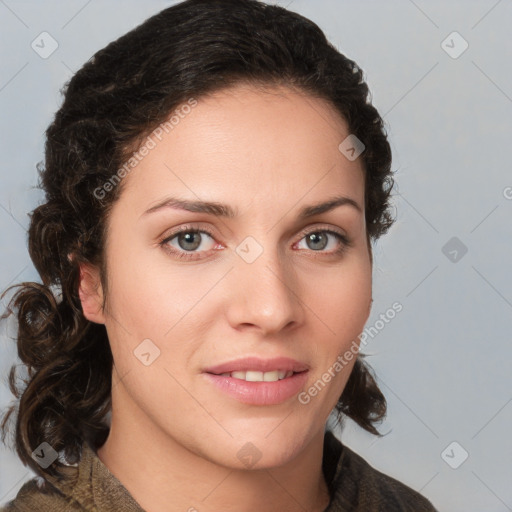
<box><xmin>204</xmin><ymin>357</ymin><xmax>309</xmax><ymax>375</ymax></box>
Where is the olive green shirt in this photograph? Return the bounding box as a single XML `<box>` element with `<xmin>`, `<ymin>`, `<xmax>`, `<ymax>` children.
<box><xmin>1</xmin><ymin>430</ymin><xmax>438</xmax><ymax>511</ymax></box>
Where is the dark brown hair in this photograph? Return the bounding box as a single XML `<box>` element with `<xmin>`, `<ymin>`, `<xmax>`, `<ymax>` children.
<box><xmin>1</xmin><ymin>0</ymin><xmax>394</xmax><ymax>481</ymax></box>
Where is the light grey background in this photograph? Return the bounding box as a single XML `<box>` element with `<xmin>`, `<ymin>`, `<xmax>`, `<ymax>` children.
<box><xmin>1</xmin><ymin>1</ymin><xmax>511</xmax><ymax>511</ymax></box>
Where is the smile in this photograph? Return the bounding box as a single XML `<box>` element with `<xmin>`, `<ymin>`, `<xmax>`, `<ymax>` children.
<box><xmin>218</xmin><ymin>370</ymin><xmax>295</xmax><ymax>381</ymax></box>
<box><xmin>203</xmin><ymin>370</ymin><xmax>309</xmax><ymax>405</ymax></box>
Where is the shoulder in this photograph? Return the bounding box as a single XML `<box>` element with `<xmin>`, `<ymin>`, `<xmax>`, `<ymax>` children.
<box><xmin>326</xmin><ymin>433</ymin><xmax>438</xmax><ymax>511</ymax></box>
<box><xmin>1</xmin><ymin>442</ymin><xmax>141</xmax><ymax>512</ymax></box>
<box><xmin>0</xmin><ymin>476</ymin><xmax>83</xmax><ymax>512</ymax></box>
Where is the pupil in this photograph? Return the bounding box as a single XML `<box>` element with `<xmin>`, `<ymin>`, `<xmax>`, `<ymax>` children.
<box><xmin>179</xmin><ymin>232</ymin><xmax>201</xmax><ymax>251</ymax></box>
<box><xmin>308</xmin><ymin>232</ymin><xmax>327</xmax><ymax>250</ymax></box>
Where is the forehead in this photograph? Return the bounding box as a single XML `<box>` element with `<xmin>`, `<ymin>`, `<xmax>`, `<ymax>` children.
<box><xmin>118</xmin><ymin>83</ymin><xmax>365</xmax><ymax>215</ymax></box>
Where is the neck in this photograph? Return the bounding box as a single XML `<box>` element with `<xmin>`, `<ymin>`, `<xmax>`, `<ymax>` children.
<box><xmin>97</xmin><ymin>381</ymin><xmax>331</xmax><ymax>512</ymax></box>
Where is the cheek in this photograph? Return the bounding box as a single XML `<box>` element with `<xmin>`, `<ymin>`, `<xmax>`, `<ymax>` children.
<box><xmin>304</xmin><ymin>253</ymin><xmax>371</xmax><ymax>408</ymax></box>
<box><xmin>104</xmin><ymin>248</ymin><xmax>192</xmax><ymax>334</ymax></box>
<box><xmin>102</xmin><ymin>249</ymin><xmax>215</xmax><ymax>378</ymax></box>
<box><xmin>312</xmin><ymin>258</ymin><xmax>372</xmax><ymax>339</ymax></box>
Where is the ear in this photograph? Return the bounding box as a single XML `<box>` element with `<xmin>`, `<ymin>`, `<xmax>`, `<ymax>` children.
<box><xmin>78</xmin><ymin>262</ymin><xmax>106</xmax><ymax>324</ymax></box>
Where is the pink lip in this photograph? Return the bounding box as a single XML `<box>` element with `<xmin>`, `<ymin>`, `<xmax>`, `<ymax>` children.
<box><xmin>203</xmin><ymin>356</ymin><xmax>309</xmax><ymax>375</ymax></box>
<box><xmin>203</xmin><ymin>371</ymin><xmax>309</xmax><ymax>405</ymax></box>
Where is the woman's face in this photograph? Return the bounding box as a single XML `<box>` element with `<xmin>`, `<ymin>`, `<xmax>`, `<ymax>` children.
<box><xmin>87</xmin><ymin>83</ymin><xmax>372</xmax><ymax>469</ymax></box>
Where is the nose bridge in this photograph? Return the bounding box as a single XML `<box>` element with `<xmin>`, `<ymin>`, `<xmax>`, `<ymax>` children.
<box><xmin>228</xmin><ymin>233</ymin><xmax>302</xmax><ymax>332</ymax></box>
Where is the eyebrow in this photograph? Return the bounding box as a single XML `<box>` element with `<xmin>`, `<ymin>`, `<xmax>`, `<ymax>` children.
<box><xmin>141</xmin><ymin>195</ymin><xmax>362</xmax><ymax>219</ymax></box>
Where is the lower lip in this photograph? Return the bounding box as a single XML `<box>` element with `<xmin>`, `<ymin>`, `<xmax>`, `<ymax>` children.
<box><xmin>203</xmin><ymin>371</ymin><xmax>309</xmax><ymax>405</ymax></box>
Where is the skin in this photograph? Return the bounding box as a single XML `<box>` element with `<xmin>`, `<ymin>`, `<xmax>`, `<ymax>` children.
<box><xmin>79</xmin><ymin>83</ymin><xmax>373</xmax><ymax>512</ymax></box>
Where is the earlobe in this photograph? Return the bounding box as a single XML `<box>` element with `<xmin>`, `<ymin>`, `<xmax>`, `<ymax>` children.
<box><xmin>78</xmin><ymin>262</ymin><xmax>106</xmax><ymax>324</ymax></box>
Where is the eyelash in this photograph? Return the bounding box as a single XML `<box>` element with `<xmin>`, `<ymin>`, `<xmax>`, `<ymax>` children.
<box><xmin>159</xmin><ymin>224</ymin><xmax>352</xmax><ymax>261</ymax></box>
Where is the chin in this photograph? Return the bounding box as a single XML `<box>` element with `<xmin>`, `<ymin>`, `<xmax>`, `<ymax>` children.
<box><xmin>212</xmin><ymin>428</ymin><xmax>312</xmax><ymax>470</ymax></box>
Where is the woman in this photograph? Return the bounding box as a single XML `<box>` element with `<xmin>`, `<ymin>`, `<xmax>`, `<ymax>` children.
<box><xmin>0</xmin><ymin>0</ymin><xmax>438</xmax><ymax>510</ymax></box>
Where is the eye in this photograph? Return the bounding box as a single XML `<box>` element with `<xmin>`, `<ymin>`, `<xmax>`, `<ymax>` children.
<box><xmin>160</xmin><ymin>227</ymin><xmax>219</xmax><ymax>260</ymax></box>
<box><xmin>159</xmin><ymin>225</ymin><xmax>352</xmax><ymax>261</ymax></box>
<box><xmin>295</xmin><ymin>229</ymin><xmax>351</xmax><ymax>256</ymax></box>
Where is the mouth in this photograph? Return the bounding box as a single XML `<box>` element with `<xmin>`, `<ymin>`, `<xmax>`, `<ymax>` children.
<box><xmin>202</xmin><ymin>356</ymin><xmax>310</xmax><ymax>405</ymax></box>
<box><xmin>208</xmin><ymin>369</ymin><xmax>303</xmax><ymax>382</ymax></box>
<box><xmin>203</xmin><ymin>361</ymin><xmax>309</xmax><ymax>405</ymax></box>
<box><xmin>203</xmin><ymin>356</ymin><xmax>309</xmax><ymax>376</ymax></box>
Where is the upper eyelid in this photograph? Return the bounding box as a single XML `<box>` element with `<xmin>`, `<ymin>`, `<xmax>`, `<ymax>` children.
<box><xmin>163</xmin><ymin>223</ymin><xmax>348</xmax><ymax>240</ymax></box>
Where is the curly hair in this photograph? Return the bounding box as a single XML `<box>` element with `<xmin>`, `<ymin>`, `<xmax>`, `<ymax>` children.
<box><xmin>1</xmin><ymin>0</ymin><xmax>394</xmax><ymax>481</ymax></box>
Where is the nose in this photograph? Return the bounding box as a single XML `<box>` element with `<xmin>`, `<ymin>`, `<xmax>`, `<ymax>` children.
<box><xmin>225</xmin><ymin>241</ymin><xmax>305</xmax><ymax>335</ymax></box>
